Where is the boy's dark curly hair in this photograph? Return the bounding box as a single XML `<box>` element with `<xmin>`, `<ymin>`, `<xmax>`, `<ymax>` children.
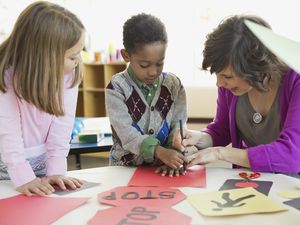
<box><xmin>123</xmin><ymin>13</ymin><xmax>168</xmax><ymax>54</ymax></box>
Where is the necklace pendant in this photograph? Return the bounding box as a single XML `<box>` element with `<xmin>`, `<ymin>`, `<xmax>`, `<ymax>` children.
<box><xmin>253</xmin><ymin>112</ymin><xmax>262</xmax><ymax>124</ymax></box>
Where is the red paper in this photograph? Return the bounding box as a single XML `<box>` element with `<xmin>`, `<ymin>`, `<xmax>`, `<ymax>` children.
<box><xmin>98</xmin><ymin>186</ymin><xmax>186</xmax><ymax>207</ymax></box>
<box><xmin>0</xmin><ymin>194</ymin><xmax>89</xmax><ymax>225</ymax></box>
<box><xmin>88</xmin><ymin>205</ymin><xmax>191</xmax><ymax>225</ymax></box>
<box><xmin>128</xmin><ymin>166</ymin><xmax>206</xmax><ymax>187</ymax></box>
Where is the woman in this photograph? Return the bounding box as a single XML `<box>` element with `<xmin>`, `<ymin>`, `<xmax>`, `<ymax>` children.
<box><xmin>173</xmin><ymin>15</ymin><xmax>300</xmax><ymax>174</ymax></box>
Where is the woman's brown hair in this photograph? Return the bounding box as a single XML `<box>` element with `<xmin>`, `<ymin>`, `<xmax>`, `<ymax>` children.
<box><xmin>202</xmin><ymin>15</ymin><xmax>287</xmax><ymax>92</ymax></box>
<box><xmin>0</xmin><ymin>1</ymin><xmax>84</xmax><ymax>116</ymax></box>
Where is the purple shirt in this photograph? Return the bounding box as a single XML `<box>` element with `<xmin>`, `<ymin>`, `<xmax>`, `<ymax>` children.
<box><xmin>0</xmin><ymin>68</ymin><xmax>78</xmax><ymax>187</ymax></box>
<box><xmin>204</xmin><ymin>69</ymin><xmax>300</xmax><ymax>173</ymax></box>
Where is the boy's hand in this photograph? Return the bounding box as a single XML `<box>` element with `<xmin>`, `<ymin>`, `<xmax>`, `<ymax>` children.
<box><xmin>172</xmin><ymin>128</ymin><xmax>187</xmax><ymax>152</ymax></box>
<box><xmin>155</xmin><ymin>165</ymin><xmax>186</xmax><ymax>177</ymax></box>
<box><xmin>154</xmin><ymin>146</ymin><xmax>188</xmax><ymax>169</ymax></box>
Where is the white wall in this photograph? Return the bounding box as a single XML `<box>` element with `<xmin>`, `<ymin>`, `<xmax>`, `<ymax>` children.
<box><xmin>1</xmin><ymin>0</ymin><xmax>299</xmax><ymax>118</ymax></box>
<box><xmin>186</xmin><ymin>86</ymin><xmax>217</xmax><ymax>118</ymax></box>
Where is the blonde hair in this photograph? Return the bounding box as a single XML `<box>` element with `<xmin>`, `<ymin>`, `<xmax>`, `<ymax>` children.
<box><xmin>0</xmin><ymin>1</ymin><xmax>84</xmax><ymax>116</ymax></box>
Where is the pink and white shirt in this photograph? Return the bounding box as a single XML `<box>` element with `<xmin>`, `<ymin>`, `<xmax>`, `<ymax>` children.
<box><xmin>0</xmin><ymin>68</ymin><xmax>78</xmax><ymax>187</ymax></box>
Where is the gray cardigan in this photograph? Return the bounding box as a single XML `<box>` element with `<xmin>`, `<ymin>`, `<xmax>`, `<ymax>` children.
<box><xmin>105</xmin><ymin>70</ymin><xmax>187</xmax><ymax>166</ymax></box>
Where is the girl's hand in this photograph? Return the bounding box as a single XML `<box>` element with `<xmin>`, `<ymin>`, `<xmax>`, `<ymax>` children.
<box><xmin>44</xmin><ymin>175</ymin><xmax>83</xmax><ymax>191</ymax></box>
<box><xmin>155</xmin><ymin>165</ymin><xmax>186</xmax><ymax>177</ymax></box>
<box><xmin>154</xmin><ymin>146</ymin><xmax>188</xmax><ymax>169</ymax></box>
<box><xmin>16</xmin><ymin>178</ymin><xmax>55</xmax><ymax>196</ymax></box>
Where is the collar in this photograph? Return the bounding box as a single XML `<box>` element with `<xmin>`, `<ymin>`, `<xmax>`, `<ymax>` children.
<box><xmin>127</xmin><ymin>65</ymin><xmax>159</xmax><ymax>90</ymax></box>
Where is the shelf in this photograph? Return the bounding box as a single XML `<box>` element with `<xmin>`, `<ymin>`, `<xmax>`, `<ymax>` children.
<box><xmin>84</xmin><ymin>88</ymin><xmax>105</xmax><ymax>92</ymax></box>
<box><xmin>76</xmin><ymin>91</ymin><xmax>84</xmax><ymax>117</ymax></box>
<box><xmin>84</xmin><ymin>92</ymin><xmax>106</xmax><ymax>117</ymax></box>
<box><xmin>84</xmin><ymin>61</ymin><xmax>126</xmax><ymax>66</ymax></box>
<box><xmin>83</xmin><ymin>65</ymin><xmax>105</xmax><ymax>88</ymax></box>
<box><xmin>76</xmin><ymin>62</ymin><xmax>127</xmax><ymax>117</ymax></box>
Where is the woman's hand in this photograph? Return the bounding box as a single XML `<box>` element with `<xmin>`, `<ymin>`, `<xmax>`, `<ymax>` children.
<box><xmin>155</xmin><ymin>165</ymin><xmax>186</xmax><ymax>177</ymax></box>
<box><xmin>187</xmin><ymin>146</ymin><xmax>250</xmax><ymax>168</ymax></box>
<box><xmin>16</xmin><ymin>178</ymin><xmax>55</xmax><ymax>196</ymax></box>
<box><xmin>44</xmin><ymin>175</ymin><xmax>83</xmax><ymax>191</ymax></box>
<box><xmin>173</xmin><ymin>129</ymin><xmax>213</xmax><ymax>151</ymax></box>
<box><xmin>184</xmin><ymin>146</ymin><xmax>199</xmax><ymax>157</ymax></box>
<box><xmin>187</xmin><ymin>147</ymin><xmax>222</xmax><ymax>168</ymax></box>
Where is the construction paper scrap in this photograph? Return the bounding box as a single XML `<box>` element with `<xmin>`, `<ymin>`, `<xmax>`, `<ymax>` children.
<box><xmin>283</xmin><ymin>198</ymin><xmax>300</xmax><ymax>211</ymax></box>
<box><xmin>128</xmin><ymin>165</ymin><xmax>206</xmax><ymax>187</ymax></box>
<box><xmin>0</xmin><ymin>194</ymin><xmax>89</xmax><ymax>225</ymax></box>
<box><xmin>98</xmin><ymin>186</ymin><xmax>186</xmax><ymax>207</ymax></box>
<box><xmin>245</xmin><ymin>20</ymin><xmax>300</xmax><ymax>73</ymax></box>
<box><xmin>54</xmin><ymin>180</ymin><xmax>100</xmax><ymax>195</ymax></box>
<box><xmin>187</xmin><ymin>187</ymin><xmax>287</xmax><ymax>216</ymax></box>
<box><xmin>278</xmin><ymin>191</ymin><xmax>300</xmax><ymax>199</ymax></box>
<box><xmin>219</xmin><ymin>179</ymin><xmax>273</xmax><ymax>195</ymax></box>
<box><xmin>88</xmin><ymin>205</ymin><xmax>191</xmax><ymax>225</ymax></box>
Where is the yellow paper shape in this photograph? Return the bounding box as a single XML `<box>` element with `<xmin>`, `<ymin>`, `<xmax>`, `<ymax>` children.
<box><xmin>278</xmin><ymin>191</ymin><xmax>300</xmax><ymax>199</ymax></box>
<box><xmin>245</xmin><ymin>20</ymin><xmax>300</xmax><ymax>74</ymax></box>
<box><xmin>80</xmin><ymin>50</ymin><xmax>90</xmax><ymax>63</ymax></box>
<box><xmin>187</xmin><ymin>187</ymin><xmax>287</xmax><ymax>216</ymax></box>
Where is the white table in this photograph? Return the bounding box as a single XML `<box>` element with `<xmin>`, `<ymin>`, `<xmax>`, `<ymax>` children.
<box><xmin>1</xmin><ymin>166</ymin><xmax>300</xmax><ymax>225</ymax></box>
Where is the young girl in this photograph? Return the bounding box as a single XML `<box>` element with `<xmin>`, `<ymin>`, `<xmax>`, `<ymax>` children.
<box><xmin>105</xmin><ymin>13</ymin><xmax>188</xmax><ymax>177</ymax></box>
<box><xmin>0</xmin><ymin>1</ymin><xmax>85</xmax><ymax>196</ymax></box>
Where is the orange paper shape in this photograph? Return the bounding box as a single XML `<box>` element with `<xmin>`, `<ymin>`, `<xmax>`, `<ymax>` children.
<box><xmin>0</xmin><ymin>194</ymin><xmax>89</xmax><ymax>225</ymax></box>
<box><xmin>98</xmin><ymin>186</ymin><xmax>186</xmax><ymax>207</ymax></box>
<box><xmin>88</xmin><ymin>205</ymin><xmax>191</xmax><ymax>225</ymax></box>
<box><xmin>128</xmin><ymin>166</ymin><xmax>206</xmax><ymax>187</ymax></box>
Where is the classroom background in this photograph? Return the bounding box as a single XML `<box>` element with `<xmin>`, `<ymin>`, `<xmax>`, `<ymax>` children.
<box><xmin>0</xmin><ymin>0</ymin><xmax>300</xmax><ymax>118</ymax></box>
<box><xmin>1</xmin><ymin>0</ymin><xmax>299</xmax><ymax>169</ymax></box>
<box><xmin>1</xmin><ymin>0</ymin><xmax>299</xmax><ymax>118</ymax></box>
